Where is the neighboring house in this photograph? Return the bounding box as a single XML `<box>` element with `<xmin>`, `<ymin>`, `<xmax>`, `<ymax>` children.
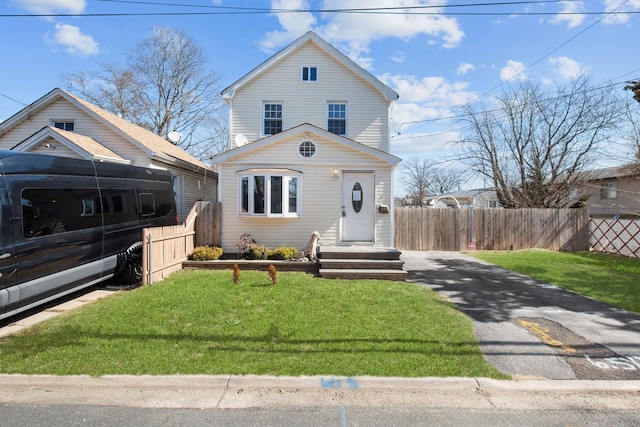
<box><xmin>210</xmin><ymin>31</ymin><xmax>401</xmax><ymax>253</ymax></box>
<box><xmin>571</xmin><ymin>164</ymin><xmax>640</xmax><ymax>218</ymax></box>
<box><xmin>398</xmin><ymin>188</ymin><xmax>500</xmax><ymax>209</ymax></box>
<box><xmin>0</xmin><ymin>88</ymin><xmax>217</xmax><ymax>221</ymax></box>
<box><xmin>427</xmin><ymin>188</ymin><xmax>501</xmax><ymax>209</ymax></box>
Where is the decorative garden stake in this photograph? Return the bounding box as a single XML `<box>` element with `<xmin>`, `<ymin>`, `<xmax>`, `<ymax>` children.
<box><xmin>268</xmin><ymin>264</ymin><xmax>277</xmax><ymax>285</ymax></box>
<box><xmin>233</xmin><ymin>264</ymin><xmax>240</xmax><ymax>285</ymax></box>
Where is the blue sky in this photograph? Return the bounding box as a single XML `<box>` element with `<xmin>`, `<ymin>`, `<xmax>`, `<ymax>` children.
<box><xmin>1</xmin><ymin>0</ymin><xmax>639</xmax><ymax>192</ymax></box>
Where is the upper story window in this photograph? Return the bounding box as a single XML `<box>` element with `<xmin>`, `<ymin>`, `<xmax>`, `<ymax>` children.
<box><xmin>52</xmin><ymin>120</ymin><xmax>75</xmax><ymax>131</ymax></box>
<box><xmin>327</xmin><ymin>103</ymin><xmax>347</xmax><ymax>136</ymax></box>
<box><xmin>600</xmin><ymin>181</ymin><xmax>618</xmax><ymax>200</ymax></box>
<box><xmin>263</xmin><ymin>102</ymin><xmax>283</xmax><ymax>135</ymax></box>
<box><xmin>239</xmin><ymin>173</ymin><xmax>300</xmax><ymax>217</ymax></box>
<box><xmin>302</xmin><ymin>66</ymin><xmax>317</xmax><ymax>82</ymax></box>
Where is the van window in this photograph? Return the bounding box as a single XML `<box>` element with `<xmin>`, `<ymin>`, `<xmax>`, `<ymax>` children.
<box><xmin>102</xmin><ymin>190</ymin><xmax>137</xmax><ymax>225</ymax></box>
<box><xmin>139</xmin><ymin>193</ymin><xmax>156</xmax><ymax>217</ymax></box>
<box><xmin>22</xmin><ymin>188</ymin><xmax>102</xmax><ymax>237</ymax></box>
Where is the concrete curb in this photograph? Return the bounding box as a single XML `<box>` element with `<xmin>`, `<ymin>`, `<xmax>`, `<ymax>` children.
<box><xmin>1</xmin><ymin>375</ymin><xmax>639</xmax><ymax>410</ymax></box>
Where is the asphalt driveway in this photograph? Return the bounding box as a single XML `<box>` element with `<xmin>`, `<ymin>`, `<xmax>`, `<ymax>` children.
<box><xmin>401</xmin><ymin>251</ymin><xmax>640</xmax><ymax>380</ymax></box>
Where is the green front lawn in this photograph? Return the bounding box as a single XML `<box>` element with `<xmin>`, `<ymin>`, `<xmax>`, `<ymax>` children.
<box><xmin>471</xmin><ymin>250</ymin><xmax>640</xmax><ymax>314</ymax></box>
<box><xmin>0</xmin><ymin>270</ymin><xmax>506</xmax><ymax>378</ymax></box>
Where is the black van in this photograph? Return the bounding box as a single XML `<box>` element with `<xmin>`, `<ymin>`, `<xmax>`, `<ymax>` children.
<box><xmin>0</xmin><ymin>151</ymin><xmax>177</xmax><ymax>320</ymax></box>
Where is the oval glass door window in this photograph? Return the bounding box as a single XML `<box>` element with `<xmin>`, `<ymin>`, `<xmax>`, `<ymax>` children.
<box><xmin>352</xmin><ymin>182</ymin><xmax>363</xmax><ymax>213</ymax></box>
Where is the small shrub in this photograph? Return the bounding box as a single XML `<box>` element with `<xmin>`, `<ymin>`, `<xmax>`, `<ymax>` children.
<box><xmin>248</xmin><ymin>245</ymin><xmax>269</xmax><ymax>260</ymax></box>
<box><xmin>236</xmin><ymin>233</ymin><xmax>255</xmax><ymax>259</ymax></box>
<box><xmin>189</xmin><ymin>245</ymin><xmax>224</xmax><ymax>261</ymax></box>
<box><xmin>267</xmin><ymin>246</ymin><xmax>298</xmax><ymax>260</ymax></box>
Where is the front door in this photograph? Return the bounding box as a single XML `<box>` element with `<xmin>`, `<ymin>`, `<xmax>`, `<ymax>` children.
<box><xmin>341</xmin><ymin>172</ymin><xmax>375</xmax><ymax>242</ymax></box>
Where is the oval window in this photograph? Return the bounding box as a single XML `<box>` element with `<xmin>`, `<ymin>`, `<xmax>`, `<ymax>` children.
<box><xmin>352</xmin><ymin>182</ymin><xmax>363</xmax><ymax>213</ymax></box>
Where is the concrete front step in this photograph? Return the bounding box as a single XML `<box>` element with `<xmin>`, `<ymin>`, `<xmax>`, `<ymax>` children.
<box><xmin>319</xmin><ymin>259</ymin><xmax>405</xmax><ymax>270</ymax></box>
<box><xmin>319</xmin><ymin>268</ymin><xmax>408</xmax><ymax>281</ymax></box>
<box><xmin>318</xmin><ymin>248</ymin><xmax>402</xmax><ymax>261</ymax></box>
<box><xmin>317</xmin><ymin>247</ymin><xmax>406</xmax><ymax>281</ymax></box>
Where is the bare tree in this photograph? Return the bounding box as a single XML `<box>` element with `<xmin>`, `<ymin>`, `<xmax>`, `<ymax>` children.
<box><xmin>402</xmin><ymin>157</ymin><xmax>465</xmax><ymax>206</ymax></box>
<box><xmin>402</xmin><ymin>157</ymin><xmax>432</xmax><ymax>206</ymax></box>
<box><xmin>457</xmin><ymin>76</ymin><xmax>623</xmax><ymax>208</ymax></box>
<box><xmin>63</xmin><ymin>26</ymin><xmax>226</xmax><ymax>159</ymax></box>
<box><xmin>621</xmin><ymin>101</ymin><xmax>640</xmax><ymax>165</ymax></box>
<box><xmin>427</xmin><ymin>167</ymin><xmax>465</xmax><ymax>195</ymax></box>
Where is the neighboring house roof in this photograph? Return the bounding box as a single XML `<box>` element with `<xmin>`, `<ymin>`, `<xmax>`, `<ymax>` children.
<box><xmin>436</xmin><ymin>188</ymin><xmax>497</xmax><ymax>202</ymax></box>
<box><xmin>221</xmin><ymin>31</ymin><xmax>399</xmax><ymax>103</ymax></box>
<box><xmin>209</xmin><ymin>123</ymin><xmax>401</xmax><ymax>166</ymax></box>
<box><xmin>12</xmin><ymin>126</ymin><xmax>128</xmax><ymax>163</ymax></box>
<box><xmin>0</xmin><ymin>88</ymin><xmax>214</xmax><ymax>173</ymax></box>
<box><xmin>574</xmin><ymin>163</ymin><xmax>640</xmax><ymax>182</ymax></box>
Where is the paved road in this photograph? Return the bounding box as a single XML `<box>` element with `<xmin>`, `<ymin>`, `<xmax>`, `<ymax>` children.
<box><xmin>0</xmin><ymin>375</ymin><xmax>639</xmax><ymax>426</ymax></box>
<box><xmin>401</xmin><ymin>251</ymin><xmax>640</xmax><ymax>380</ymax></box>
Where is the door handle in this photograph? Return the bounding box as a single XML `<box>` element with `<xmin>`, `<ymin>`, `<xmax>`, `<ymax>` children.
<box><xmin>0</xmin><ymin>253</ymin><xmax>11</xmax><ymax>260</ymax></box>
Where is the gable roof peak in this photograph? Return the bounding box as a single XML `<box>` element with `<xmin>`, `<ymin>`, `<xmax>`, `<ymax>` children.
<box><xmin>1</xmin><ymin>87</ymin><xmax>212</xmax><ymax>172</ymax></box>
<box><xmin>221</xmin><ymin>31</ymin><xmax>398</xmax><ymax>103</ymax></box>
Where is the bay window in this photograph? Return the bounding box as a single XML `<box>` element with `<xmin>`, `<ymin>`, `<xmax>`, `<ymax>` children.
<box><xmin>240</xmin><ymin>172</ymin><xmax>300</xmax><ymax>217</ymax></box>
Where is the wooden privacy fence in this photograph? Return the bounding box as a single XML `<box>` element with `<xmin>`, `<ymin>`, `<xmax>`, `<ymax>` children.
<box><xmin>394</xmin><ymin>207</ymin><xmax>590</xmax><ymax>252</ymax></box>
<box><xmin>590</xmin><ymin>217</ymin><xmax>640</xmax><ymax>257</ymax></box>
<box><xmin>142</xmin><ymin>201</ymin><xmax>220</xmax><ymax>285</ymax></box>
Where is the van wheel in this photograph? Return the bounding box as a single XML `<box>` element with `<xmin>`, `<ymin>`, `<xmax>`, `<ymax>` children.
<box><xmin>118</xmin><ymin>247</ymin><xmax>143</xmax><ymax>287</ymax></box>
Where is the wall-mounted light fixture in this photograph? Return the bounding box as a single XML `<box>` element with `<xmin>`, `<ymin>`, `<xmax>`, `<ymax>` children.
<box><xmin>44</xmin><ymin>143</ymin><xmax>56</xmax><ymax>149</ymax></box>
<box><xmin>332</xmin><ymin>168</ymin><xmax>339</xmax><ymax>179</ymax></box>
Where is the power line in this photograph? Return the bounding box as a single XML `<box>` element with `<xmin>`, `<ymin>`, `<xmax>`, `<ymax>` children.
<box><xmin>394</xmin><ymin>71</ymin><xmax>640</xmax><ymax>134</ymax></box>
<box><xmin>398</xmin><ymin>0</ymin><xmax>635</xmax><ymax>133</ymax></box>
<box><xmin>0</xmin><ymin>93</ymin><xmax>28</xmax><ymax>108</ymax></box>
<box><xmin>2</xmin><ymin>0</ymin><xmax>638</xmax><ymax>18</ymax></box>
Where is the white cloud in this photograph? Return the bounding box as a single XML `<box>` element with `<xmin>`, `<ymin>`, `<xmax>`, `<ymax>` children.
<box><xmin>381</xmin><ymin>73</ymin><xmax>475</xmax><ymax>106</ymax></box>
<box><xmin>549</xmin><ymin>1</ymin><xmax>585</xmax><ymax>28</ymax></box>
<box><xmin>10</xmin><ymin>0</ymin><xmax>85</xmax><ymax>14</ymax></box>
<box><xmin>500</xmin><ymin>60</ymin><xmax>528</xmax><ymax>82</ymax></box>
<box><xmin>260</xmin><ymin>0</ymin><xmax>465</xmax><ymax>68</ymax></box>
<box><xmin>391</xmin><ymin>130</ymin><xmax>461</xmax><ymax>157</ymax></box>
<box><xmin>603</xmin><ymin>0</ymin><xmax>640</xmax><ymax>24</ymax></box>
<box><xmin>391</xmin><ymin>50</ymin><xmax>406</xmax><ymax>63</ymax></box>
<box><xmin>258</xmin><ymin>0</ymin><xmax>317</xmax><ymax>52</ymax></box>
<box><xmin>456</xmin><ymin>62</ymin><xmax>475</xmax><ymax>75</ymax></box>
<box><xmin>46</xmin><ymin>23</ymin><xmax>99</xmax><ymax>56</ymax></box>
<box><xmin>548</xmin><ymin>56</ymin><xmax>590</xmax><ymax>79</ymax></box>
<box><xmin>380</xmin><ymin>73</ymin><xmax>476</xmax><ymax>151</ymax></box>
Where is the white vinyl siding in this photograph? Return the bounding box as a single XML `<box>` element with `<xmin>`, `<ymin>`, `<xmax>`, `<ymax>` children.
<box><xmin>217</xmin><ymin>132</ymin><xmax>394</xmax><ymax>252</ymax></box>
<box><xmin>229</xmin><ymin>43</ymin><xmax>390</xmax><ymax>151</ymax></box>
<box><xmin>0</xmin><ymin>99</ymin><xmax>144</xmax><ymax>163</ymax></box>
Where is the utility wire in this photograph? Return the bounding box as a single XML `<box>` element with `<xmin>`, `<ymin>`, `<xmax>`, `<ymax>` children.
<box><xmin>2</xmin><ymin>0</ymin><xmax>637</xmax><ymax>18</ymax></box>
<box><xmin>399</xmin><ymin>0</ymin><xmax>634</xmax><ymax>133</ymax></box>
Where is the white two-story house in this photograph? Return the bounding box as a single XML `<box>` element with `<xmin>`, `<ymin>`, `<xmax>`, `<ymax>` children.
<box><xmin>210</xmin><ymin>31</ymin><xmax>401</xmax><ymax>253</ymax></box>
